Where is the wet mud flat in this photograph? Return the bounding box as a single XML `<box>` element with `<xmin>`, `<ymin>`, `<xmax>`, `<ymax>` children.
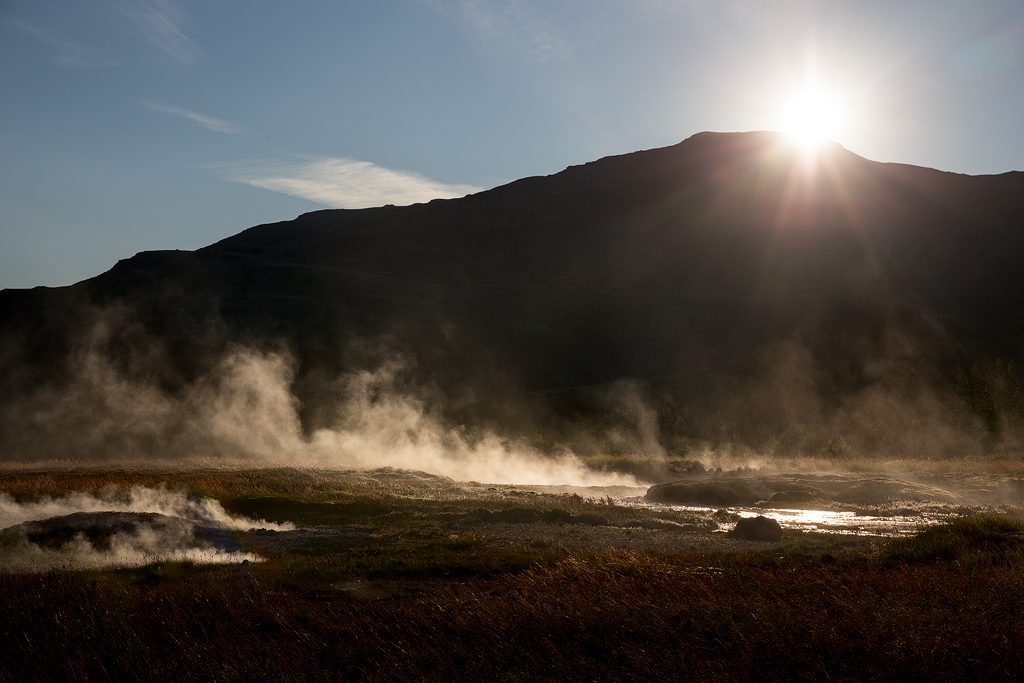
<box><xmin>637</xmin><ymin>470</ymin><xmax>1024</xmax><ymax>535</ymax></box>
<box><xmin>0</xmin><ymin>466</ymin><xmax>895</xmax><ymax>573</ymax></box>
<box><xmin>3</xmin><ymin>466</ymin><xmax>1023</xmax><ymax>569</ymax></box>
<box><xmin>233</xmin><ymin>468</ymin><xmax>1017</xmax><ymax>560</ymax></box>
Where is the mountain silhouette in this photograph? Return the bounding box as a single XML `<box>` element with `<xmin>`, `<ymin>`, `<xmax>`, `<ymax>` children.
<box><xmin>2</xmin><ymin>131</ymin><xmax>1023</xmax><ymax>458</ymax></box>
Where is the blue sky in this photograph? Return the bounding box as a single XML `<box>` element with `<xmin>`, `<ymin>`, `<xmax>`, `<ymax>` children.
<box><xmin>2</xmin><ymin>0</ymin><xmax>1022</xmax><ymax>289</ymax></box>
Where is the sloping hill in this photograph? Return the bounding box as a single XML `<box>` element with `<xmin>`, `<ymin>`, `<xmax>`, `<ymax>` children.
<box><xmin>2</xmin><ymin>131</ymin><xmax>1023</xmax><ymax>458</ymax></box>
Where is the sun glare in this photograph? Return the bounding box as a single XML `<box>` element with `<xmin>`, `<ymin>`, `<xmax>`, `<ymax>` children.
<box><xmin>778</xmin><ymin>87</ymin><xmax>845</xmax><ymax>150</ymax></box>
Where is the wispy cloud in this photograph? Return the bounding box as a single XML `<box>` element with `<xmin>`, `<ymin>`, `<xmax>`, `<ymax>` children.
<box><xmin>215</xmin><ymin>157</ymin><xmax>484</xmax><ymax>209</ymax></box>
<box><xmin>13</xmin><ymin>22</ymin><xmax>96</xmax><ymax>67</ymax></box>
<box><xmin>420</xmin><ymin>0</ymin><xmax>567</xmax><ymax>65</ymax></box>
<box><xmin>13</xmin><ymin>0</ymin><xmax>201</xmax><ymax>66</ymax></box>
<box><xmin>114</xmin><ymin>0</ymin><xmax>201</xmax><ymax>64</ymax></box>
<box><xmin>144</xmin><ymin>102</ymin><xmax>242</xmax><ymax>134</ymax></box>
<box><xmin>420</xmin><ymin>0</ymin><xmax>601</xmax><ymax>140</ymax></box>
<box><xmin>621</xmin><ymin>0</ymin><xmax>795</xmax><ymax>21</ymax></box>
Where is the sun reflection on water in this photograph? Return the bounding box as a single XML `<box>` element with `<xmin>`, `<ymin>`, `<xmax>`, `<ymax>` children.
<box><xmin>631</xmin><ymin>501</ymin><xmax>953</xmax><ymax>537</ymax></box>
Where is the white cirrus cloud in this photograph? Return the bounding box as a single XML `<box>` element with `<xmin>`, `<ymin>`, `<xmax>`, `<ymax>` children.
<box><xmin>115</xmin><ymin>0</ymin><xmax>201</xmax><ymax>64</ymax></box>
<box><xmin>144</xmin><ymin>101</ymin><xmax>242</xmax><ymax>134</ymax></box>
<box><xmin>13</xmin><ymin>0</ymin><xmax>201</xmax><ymax>66</ymax></box>
<box><xmin>419</xmin><ymin>0</ymin><xmax>567</xmax><ymax>65</ymax></box>
<box><xmin>13</xmin><ymin>22</ymin><xmax>95</xmax><ymax>67</ymax></box>
<box><xmin>215</xmin><ymin>157</ymin><xmax>484</xmax><ymax>209</ymax></box>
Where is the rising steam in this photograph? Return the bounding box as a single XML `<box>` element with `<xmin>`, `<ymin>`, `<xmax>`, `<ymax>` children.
<box><xmin>2</xmin><ymin>294</ymin><xmax>1018</xmax><ymax>486</ymax></box>
<box><xmin>0</xmin><ymin>344</ymin><xmax>640</xmax><ymax>486</ymax></box>
<box><xmin>0</xmin><ymin>486</ymin><xmax>290</xmax><ymax>572</ymax></box>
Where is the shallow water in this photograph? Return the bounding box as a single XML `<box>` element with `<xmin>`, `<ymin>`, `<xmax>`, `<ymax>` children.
<box><xmin>624</xmin><ymin>498</ymin><xmax>954</xmax><ymax>536</ymax></box>
<box><xmin>508</xmin><ymin>481</ymin><xmax>961</xmax><ymax>537</ymax></box>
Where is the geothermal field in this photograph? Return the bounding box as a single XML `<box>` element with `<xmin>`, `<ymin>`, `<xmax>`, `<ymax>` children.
<box><xmin>3</xmin><ymin>133</ymin><xmax>1024</xmax><ymax>680</ymax></box>
<box><xmin>4</xmin><ymin>461</ymin><xmax>1024</xmax><ymax>681</ymax></box>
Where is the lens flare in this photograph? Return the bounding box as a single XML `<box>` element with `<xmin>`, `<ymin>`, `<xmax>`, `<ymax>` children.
<box><xmin>778</xmin><ymin>87</ymin><xmax>845</xmax><ymax>149</ymax></box>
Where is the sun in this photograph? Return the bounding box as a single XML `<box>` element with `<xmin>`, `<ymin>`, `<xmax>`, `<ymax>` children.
<box><xmin>778</xmin><ymin>86</ymin><xmax>845</xmax><ymax>149</ymax></box>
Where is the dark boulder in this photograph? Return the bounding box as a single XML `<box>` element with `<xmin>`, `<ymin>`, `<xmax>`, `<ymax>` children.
<box><xmin>729</xmin><ymin>515</ymin><xmax>783</xmax><ymax>542</ymax></box>
<box><xmin>2</xmin><ymin>512</ymin><xmax>186</xmax><ymax>551</ymax></box>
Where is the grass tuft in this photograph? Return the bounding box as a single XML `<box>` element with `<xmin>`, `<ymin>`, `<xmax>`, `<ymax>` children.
<box><xmin>880</xmin><ymin>515</ymin><xmax>1024</xmax><ymax>568</ymax></box>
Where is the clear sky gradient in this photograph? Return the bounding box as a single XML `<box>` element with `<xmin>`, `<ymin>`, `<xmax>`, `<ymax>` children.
<box><xmin>2</xmin><ymin>0</ymin><xmax>1022</xmax><ymax>289</ymax></box>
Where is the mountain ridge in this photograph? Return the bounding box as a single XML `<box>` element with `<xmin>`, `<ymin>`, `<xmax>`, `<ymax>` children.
<box><xmin>2</xmin><ymin>131</ymin><xmax>1023</xmax><ymax>459</ymax></box>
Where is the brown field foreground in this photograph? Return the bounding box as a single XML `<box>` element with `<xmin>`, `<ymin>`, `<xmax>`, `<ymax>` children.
<box><xmin>3</xmin><ymin>466</ymin><xmax>1024</xmax><ymax>681</ymax></box>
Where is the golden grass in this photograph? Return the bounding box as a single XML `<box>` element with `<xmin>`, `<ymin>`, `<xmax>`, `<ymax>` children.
<box><xmin>3</xmin><ymin>542</ymin><xmax>1024</xmax><ymax>682</ymax></box>
<box><xmin>3</xmin><ymin>463</ymin><xmax>1024</xmax><ymax>682</ymax></box>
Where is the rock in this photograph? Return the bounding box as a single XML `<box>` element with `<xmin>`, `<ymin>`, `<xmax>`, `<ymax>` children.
<box><xmin>761</xmin><ymin>489</ymin><xmax>823</xmax><ymax>507</ymax></box>
<box><xmin>646</xmin><ymin>479</ymin><xmax>775</xmax><ymax>506</ymax></box>
<box><xmin>729</xmin><ymin>515</ymin><xmax>783</xmax><ymax>542</ymax></box>
<box><xmin>0</xmin><ymin>512</ymin><xmax>207</xmax><ymax>551</ymax></box>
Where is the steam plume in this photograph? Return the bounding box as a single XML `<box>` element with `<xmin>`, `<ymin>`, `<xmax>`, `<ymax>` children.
<box><xmin>1</xmin><ymin>345</ymin><xmax>640</xmax><ymax>487</ymax></box>
<box><xmin>0</xmin><ymin>486</ymin><xmax>290</xmax><ymax>572</ymax></box>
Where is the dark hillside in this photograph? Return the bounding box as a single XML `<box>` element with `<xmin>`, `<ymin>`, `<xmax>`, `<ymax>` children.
<box><xmin>2</xmin><ymin>131</ymin><xmax>1023</xmax><ymax>458</ymax></box>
